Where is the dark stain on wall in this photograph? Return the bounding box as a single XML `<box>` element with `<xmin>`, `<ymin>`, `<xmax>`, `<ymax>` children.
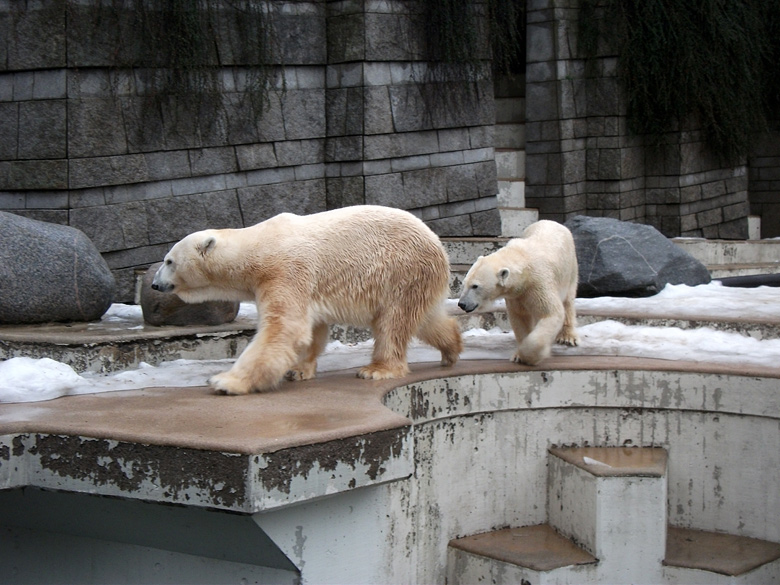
<box><xmin>255</xmin><ymin>427</ymin><xmax>408</xmax><ymax>494</ymax></box>
<box><xmin>27</xmin><ymin>434</ymin><xmax>247</xmax><ymax>509</ymax></box>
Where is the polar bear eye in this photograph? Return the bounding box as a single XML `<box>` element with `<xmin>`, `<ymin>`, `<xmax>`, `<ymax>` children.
<box><xmin>470</xmin><ymin>284</ymin><xmax>479</xmax><ymax>290</ymax></box>
<box><xmin>165</xmin><ymin>259</ymin><xmax>173</xmax><ymax>266</ymax></box>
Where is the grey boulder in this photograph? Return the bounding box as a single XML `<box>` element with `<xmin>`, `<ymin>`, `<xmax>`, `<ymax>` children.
<box><xmin>140</xmin><ymin>262</ymin><xmax>240</xmax><ymax>326</ymax></box>
<box><xmin>0</xmin><ymin>212</ymin><xmax>115</xmax><ymax>324</ymax></box>
<box><xmin>565</xmin><ymin>215</ymin><xmax>711</xmax><ymax>297</ymax></box>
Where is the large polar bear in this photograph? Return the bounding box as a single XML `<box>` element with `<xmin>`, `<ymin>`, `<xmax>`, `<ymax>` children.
<box><xmin>458</xmin><ymin>220</ymin><xmax>579</xmax><ymax>365</ymax></box>
<box><xmin>152</xmin><ymin>205</ymin><xmax>463</xmax><ymax>395</ymax></box>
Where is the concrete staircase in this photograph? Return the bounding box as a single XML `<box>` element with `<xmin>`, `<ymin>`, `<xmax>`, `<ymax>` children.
<box><xmin>494</xmin><ymin>74</ymin><xmax>538</xmax><ymax>237</ymax></box>
<box><xmin>447</xmin><ymin>447</ymin><xmax>780</xmax><ymax>584</ymax></box>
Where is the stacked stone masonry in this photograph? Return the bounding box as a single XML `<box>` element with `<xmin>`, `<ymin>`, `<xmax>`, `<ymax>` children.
<box><xmin>0</xmin><ymin>1</ymin><xmax>500</xmax><ymax>301</ymax></box>
<box><xmin>523</xmin><ymin>0</ymin><xmax>754</xmax><ymax>240</ymax></box>
<box><xmin>3</xmin><ymin>0</ymin><xmax>774</xmax><ymax>303</ymax></box>
<box><xmin>749</xmin><ymin>124</ymin><xmax>780</xmax><ymax>239</ymax></box>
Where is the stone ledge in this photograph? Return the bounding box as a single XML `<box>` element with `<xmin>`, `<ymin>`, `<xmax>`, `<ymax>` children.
<box><xmin>665</xmin><ymin>527</ymin><xmax>780</xmax><ymax>577</ymax></box>
<box><xmin>548</xmin><ymin>446</ymin><xmax>667</xmax><ymax>478</ymax></box>
<box><xmin>2</xmin><ymin>357</ymin><xmax>779</xmax><ymax>514</ymax></box>
<box><xmin>449</xmin><ymin>524</ymin><xmax>597</xmax><ymax>572</ymax></box>
<box><xmin>449</xmin><ymin>524</ymin><xmax>780</xmax><ymax>580</ymax></box>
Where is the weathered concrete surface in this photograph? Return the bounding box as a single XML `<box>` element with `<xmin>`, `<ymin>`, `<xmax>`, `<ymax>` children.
<box><xmin>548</xmin><ymin>447</ymin><xmax>668</xmax><ymax>582</ymax></box>
<box><xmin>666</xmin><ymin>527</ymin><xmax>780</xmax><ymax>576</ymax></box>
<box><xmin>449</xmin><ymin>524</ymin><xmax>597</xmax><ymax>572</ymax></box>
<box><xmin>2</xmin><ymin>357</ymin><xmax>780</xmax><ymax>583</ymax></box>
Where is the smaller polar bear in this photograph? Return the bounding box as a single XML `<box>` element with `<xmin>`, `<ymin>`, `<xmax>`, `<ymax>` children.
<box><xmin>152</xmin><ymin>206</ymin><xmax>462</xmax><ymax>395</ymax></box>
<box><xmin>458</xmin><ymin>220</ymin><xmax>579</xmax><ymax>365</ymax></box>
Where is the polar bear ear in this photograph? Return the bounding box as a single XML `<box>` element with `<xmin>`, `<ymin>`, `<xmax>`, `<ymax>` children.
<box><xmin>196</xmin><ymin>236</ymin><xmax>216</xmax><ymax>257</ymax></box>
<box><xmin>498</xmin><ymin>267</ymin><xmax>510</xmax><ymax>285</ymax></box>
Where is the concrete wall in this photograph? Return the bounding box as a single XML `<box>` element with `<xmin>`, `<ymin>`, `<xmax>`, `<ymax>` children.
<box><xmin>0</xmin><ymin>1</ymin><xmax>500</xmax><ymax>301</ymax></box>
<box><xmin>523</xmin><ymin>0</ymin><xmax>753</xmax><ymax>240</ymax></box>
<box><xmin>3</xmin><ymin>367</ymin><xmax>779</xmax><ymax>583</ymax></box>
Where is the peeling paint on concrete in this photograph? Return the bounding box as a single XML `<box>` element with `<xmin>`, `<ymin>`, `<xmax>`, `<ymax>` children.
<box><xmin>249</xmin><ymin>427</ymin><xmax>412</xmax><ymax>511</ymax></box>
<box><xmin>2</xmin><ymin>364</ymin><xmax>780</xmax><ymax>583</ymax></box>
<box><xmin>255</xmin><ymin>428</ymin><xmax>407</xmax><ymax>495</ymax></box>
<box><xmin>26</xmin><ymin>434</ymin><xmax>247</xmax><ymax>509</ymax></box>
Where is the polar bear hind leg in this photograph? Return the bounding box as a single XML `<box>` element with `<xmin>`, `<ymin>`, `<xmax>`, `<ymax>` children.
<box><xmin>358</xmin><ymin>309</ymin><xmax>415</xmax><ymax>380</ymax></box>
<box><xmin>416</xmin><ymin>305</ymin><xmax>463</xmax><ymax>367</ymax></box>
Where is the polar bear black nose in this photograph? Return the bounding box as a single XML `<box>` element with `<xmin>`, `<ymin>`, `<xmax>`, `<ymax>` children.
<box><xmin>458</xmin><ymin>300</ymin><xmax>476</xmax><ymax>313</ymax></box>
<box><xmin>151</xmin><ymin>281</ymin><xmax>174</xmax><ymax>293</ymax></box>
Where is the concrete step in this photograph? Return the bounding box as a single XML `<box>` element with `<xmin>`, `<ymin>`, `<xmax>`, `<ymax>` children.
<box><xmin>448</xmin><ymin>525</ymin><xmax>780</xmax><ymax>584</ymax></box>
<box><xmin>441</xmin><ymin>237</ymin><xmax>509</xmax><ymax>265</ymax></box>
<box><xmin>494</xmin><ymin>122</ymin><xmax>525</xmax><ymax>150</ymax></box>
<box><xmin>496</xmin><ymin>179</ymin><xmax>525</xmax><ymax>208</ymax></box>
<box><xmin>498</xmin><ymin>207</ymin><xmax>538</xmax><ymax>237</ymax></box>
<box><xmin>709</xmin><ymin>262</ymin><xmax>780</xmax><ymax>278</ymax></box>
<box><xmin>495</xmin><ymin>96</ymin><xmax>525</xmax><ymax>124</ymax></box>
<box><xmin>664</xmin><ymin>526</ymin><xmax>780</xmax><ymax>582</ymax></box>
<box><xmin>495</xmin><ymin>149</ymin><xmax>525</xmax><ymax>180</ymax></box>
<box><xmin>443</xmin><ymin>237</ymin><xmax>780</xmax><ymax>279</ymax></box>
<box><xmin>548</xmin><ymin>446</ymin><xmax>668</xmax><ymax>581</ymax></box>
<box><xmin>447</xmin><ymin>447</ymin><xmax>780</xmax><ymax>584</ymax></box>
<box><xmin>447</xmin><ymin>524</ymin><xmax>597</xmax><ymax>585</ymax></box>
<box><xmin>673</xmin><ymin>238</ymin><xmax>780</xmax><ymax>267</ymax></box>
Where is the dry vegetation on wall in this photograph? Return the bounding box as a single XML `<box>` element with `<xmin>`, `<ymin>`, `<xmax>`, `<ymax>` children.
<box><xmin>579</xmin><ymin>0</ymin><xmax>780</xmax><ymax>164</ymax></box>
<box><xmin>68</xmin><ymin>0</ymin><xmax>279</xmax><ymax>125</ymax></box>
<box><xmin>421</xmin><ymin>0</ymin><xmax>525</xmax><ymax>76</ymax></box>
<box><xmin>12</xmin><ymin>0</ymin><xmax>526</xmax><ymax>127</ymax></box>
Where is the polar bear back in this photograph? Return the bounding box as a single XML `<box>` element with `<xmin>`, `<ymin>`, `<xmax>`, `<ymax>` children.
<box><xmin>236</xmin><ymin>206</ymin><xmax>451</xmax><ymax>326</ymax></box>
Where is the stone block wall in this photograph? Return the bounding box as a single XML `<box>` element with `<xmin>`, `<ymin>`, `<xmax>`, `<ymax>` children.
<box><xmin>1</xmin><ymin>1</ymin><xmax>500</xmax><ymax>301</ymax></box>
<box><xmin>524</xmin><ymin>0</ymin><xmax>751</xmax><ymax>240</ymax></box>
<box><xmin>749</xmin><ymin>124</ymin><xmax>780</xmax><ymax>238</ymax></box>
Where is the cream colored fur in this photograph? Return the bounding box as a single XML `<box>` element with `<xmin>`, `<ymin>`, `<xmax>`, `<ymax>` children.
<box><xmin>152</xmin><ymin>205</ymin><xmax>463</xmax><ymax>395</ymax></box>
<box><xmin>458</xmin><ymin>220</ymin><xmax>579</xmax><ymax>366</ymax></box>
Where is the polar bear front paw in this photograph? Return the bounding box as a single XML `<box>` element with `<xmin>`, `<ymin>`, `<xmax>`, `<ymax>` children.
<box><xmin>209</xmin><ymin>371</ymin><xmax>254</xmax><ymax>395</ymax></box>
<box><xmin>357</xmin><ymin>363</ymin><xmax>409</xmax><ymax>380</ymax></box>
<box><xmin>284</xmin><ymin>365</ymin><xmax>317</xmax><ymax>382</ymax></box>
<box><xmin>511</xmin><ymin>351</ymin><xmax>543</xmax><ymax>367</ymax></box>
<box><xmin>556</xmin><ymin>329</ymin><xmax>579</xmax><ymax>347</ymax></box>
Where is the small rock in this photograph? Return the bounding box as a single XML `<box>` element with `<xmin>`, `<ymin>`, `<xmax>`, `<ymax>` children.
<box><xmin>140</xmin><ymin>262</ymin><xmax>240</xmax><ymax>326</ymax></box>
<box><xmin>565</xmin><ymin>215</ymin><xmax>711</xmax><ymax>297</ymax></box>
<box><xmin>0</xmin><ymin>212</ymin><xmax>115</xmax><ymax>324</ymax></box>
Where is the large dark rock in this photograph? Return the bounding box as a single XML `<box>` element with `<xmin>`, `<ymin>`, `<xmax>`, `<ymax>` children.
<box><xmin>565</xmin><ymin>216</ymin><xmax>711</xmax><ymax>297</ymax></box>
<box><xmin>0</xmin><ymin>212</ymin><xmax>115</xmax><ymax>323</ymax></box>
<box><xmin>140</xmin><ymin>262</ymin><xmax>240</xmax><ymax>326</ymax></box>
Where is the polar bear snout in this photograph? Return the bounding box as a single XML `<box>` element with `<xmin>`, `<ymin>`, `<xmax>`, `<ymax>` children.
<box><xmin>151</xmin><ymin>280</ymin><xmax>174</xmax><ymax>293</ymax></box>
<box><xmin>151</xmin><ymin>265</ymin><xmax>175</xmax><ymax>293</ymax></box>
<box><xmin>458</xmin><ymin>296</ymin><xmax>478</xmax><ymax>313</ymax></box>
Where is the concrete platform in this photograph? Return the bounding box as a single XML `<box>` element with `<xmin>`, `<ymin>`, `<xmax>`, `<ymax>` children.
<box><xmin>549</xmin><ymin>445</ymin><xmax>668</xmax><ymax>477</ymax></box>
<box><xmin>666</xmin><ymin>526</ymin><xmax>780</xmax><ymax>577</ymax></box>
<box><xmin>2</xmin><ymin>356</ymin><xmax>780</xmax><ymax>584</ymax></box>
<box><xmin>449</xmin><ymin>524</ymin><xmax>597</xmax><ymax>572</ymax></box>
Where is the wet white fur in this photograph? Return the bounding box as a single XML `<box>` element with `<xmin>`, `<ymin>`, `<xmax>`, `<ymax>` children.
<box><xmin>154</xmin><ymin>206</ymin><xmax>463</xmax><ymax>394</ymax></box>
<box><xmin>459</xmin><ymin>220</ymin><xmax>579</xmax><ymax>365</ymax></box>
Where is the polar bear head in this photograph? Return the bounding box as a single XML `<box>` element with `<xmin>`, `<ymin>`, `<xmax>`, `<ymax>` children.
<box><xmin>457</xmin><ymin>252</ymin><xmax>517</xmax><ymax>313</ymax></box>
<box><xmin>151</xmin><ymin>230</ymin><xmax>227</xmax><ymax>303</ymax></box>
